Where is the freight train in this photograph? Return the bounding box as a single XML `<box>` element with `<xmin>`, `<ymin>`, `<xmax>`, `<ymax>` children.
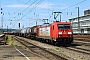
<box><xmin>15</xmin><ymin>21</ymin><xmax>73</xmax><ymax>45</ymax></box>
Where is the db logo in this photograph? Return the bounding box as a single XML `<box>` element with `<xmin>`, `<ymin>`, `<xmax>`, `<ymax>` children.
<box><xmin>64</xmin><ymin>30</ymin><xmax>66</xmax><ymax>34</ymax></box>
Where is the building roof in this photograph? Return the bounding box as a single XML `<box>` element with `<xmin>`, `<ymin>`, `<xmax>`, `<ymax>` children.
<box><xmin>69</xmin><ymin>14</ymin><xmax>90</xmax><ymax>20</ymax></box>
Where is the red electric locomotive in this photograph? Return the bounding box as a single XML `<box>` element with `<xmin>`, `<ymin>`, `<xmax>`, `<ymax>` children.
<box><xmin>37</xmin><ymin>21</ymin><xmax>73</xmax><ymax>45</ymax></box>
<box><xmin>17</xmin><ymin>21</ymin><xmax>73</xmax><ymax>45</ymax></box>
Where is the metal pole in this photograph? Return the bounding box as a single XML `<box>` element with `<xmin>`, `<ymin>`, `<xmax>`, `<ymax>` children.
<box><xmin>7</xmin><ymin>26</ymin><xmax>8</xmax><ymax>32</ymax></box>
<box><xmin>1</xmin><ymin>16</ymin><xmax>3</xmax><ymax>29</ymax></box>
<box><xmin>60</xmin><ymin>14</ymin><xmax>61</xmax><ymax>22</ymax></box>
<box><xmin>36</xmin><ymin>22</ymin><xmax>37</xmax><ymax>26</ymax></box>
<box><xmin>77</xmin><ymin>7</ymin><xmax>80</xmax><ymax>34</ymax></box>
<box><xmin>19</xmin><ymin>23</ymin><xmax>20</xmax><ymax>30</ymax></box>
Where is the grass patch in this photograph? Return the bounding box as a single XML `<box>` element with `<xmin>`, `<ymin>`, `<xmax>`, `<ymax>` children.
<box><xmin>34</xmin><ymin>42</ymin><xmax>38</xmax><ymax>44</ymax></box>
<box><xmin>62</xmin><ymin>50</ymin><xmax>64</xmax><ymax>52</ymax></box>
<box><xmin>55</xmin><ymin>48</ymin><xmax>65</xmax><ymax>53</ymax></box>
<box><xmin>56</xmin><ymin>48</ymin><xmax>59</xmax><ymax>50</ymax></box>
<box><xmin>8</xmin><ymin>35</ymin><xmax>11</xmax><ymax>41</ymax></box>
<box><xmin>8</xmin><ymin>35</ymin><xmax>14</xmax><ymax>45</ymax></box>
<box><xmin>12</xmin><ymin>44</ymin><xmax>18</xmax><ymax>46</ymax></box>
<box><xmin>22</xmin><ymin>46</ymin><xmax>26</xmax><ymax>49</ymax></box>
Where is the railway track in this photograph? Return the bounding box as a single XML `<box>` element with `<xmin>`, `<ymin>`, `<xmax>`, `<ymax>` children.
<box><xmin>71</xmin><ymin>46</ymin><xmax>90</xmax><ymax>52</ymax></box>
<box><xmin>64</xmin><ymin>46</ymin><xmax>90</xmax><ymax>55</ymax></box>
<box><xmin>73</xmin><ymin>35</ymin><xmax>90</xmax><ymax>38</ymax></box>
<box><xmin>11</xmin><ymin>35</ymin><xmax>90</xmax><ymax>60</ymax></box>
<box><xmin>13</xmin><ymin>36</ymin><xmax>90</xmax><ymax>55</ymax></box>
<box><xmin>73</xmin><ymin>40</ymin><xmax>90</xmax><ymax>47</ymax></box>
<box><xmin>63</xmin><ymin>40</ymin><xmax>90</xmax><ymax>55</ymax></box>
<box><xmin>12</xmin><ymin>36</ymin><xmax>73</xmax><ymax>60</ymax></box>
<box><xmin>74</xmin><ymin>38</ymin><xmax>90</xmax><ymax>42</ymax></box>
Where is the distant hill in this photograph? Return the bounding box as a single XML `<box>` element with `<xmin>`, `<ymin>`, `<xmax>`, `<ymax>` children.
<box><xmin>1</xmin><ymin>29</ymin><xmax>18</xmax><ymax>32</ymax></box>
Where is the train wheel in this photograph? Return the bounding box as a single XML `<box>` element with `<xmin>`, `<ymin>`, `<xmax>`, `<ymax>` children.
<box><xmin>47</xmin><ymin>39</ymin><xmax>50</xmax><ymax>44</ymax></box>
<box><xmin>55</xmin><ymin>42</ymin><xmax>58</xmax><ymax>46</ymax></box>
<box><xmin>39</xmin><ymin>38</ymin><xmax>42</xmax><ymax>42</ymax></box>
<box><xmin>45</xmin><ymin>39</ymin><xmax>48</xmax><ymax>43</ymax></box>
<box><xmin>42</xmin><ymin>39</ymin><xmax>45</xmax><ymax>43</ymax></box>
<box><xmin>43</xmin><ymin>39</ymin><xmax>46</xmax><ymax>43</ymax></box>
<box><xmin>50</xmin><ymin>40</ymin><xmax>54</xmax><ymax>44</ymax></box>
<box><xmin>48</xmin><ymin>40</ymin><xmax>50</xmax><ymax>44</ymax></box>
<box><xmin>52</xmin><ymin>41</ymin><xmax>56</xmax><ymax>46</ymax></box>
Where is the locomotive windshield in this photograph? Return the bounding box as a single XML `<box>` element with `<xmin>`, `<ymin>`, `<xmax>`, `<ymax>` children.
<box><xmin>58</xmin><ymin>24</ymin><xmax>70</xmax><ymax>29</ymax></box>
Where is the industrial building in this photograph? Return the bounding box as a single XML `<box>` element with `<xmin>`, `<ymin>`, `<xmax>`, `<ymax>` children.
<box><xmin>69</xmin><ymin>9</ymin><xmax>90</xmax><ymax>34</ymax></box>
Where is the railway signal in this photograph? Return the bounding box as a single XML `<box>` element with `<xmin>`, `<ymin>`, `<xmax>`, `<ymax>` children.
<box><xmin>19</xmin><ymin>23</ymin><xmax>20</xmax><ymax>29</ymax></box>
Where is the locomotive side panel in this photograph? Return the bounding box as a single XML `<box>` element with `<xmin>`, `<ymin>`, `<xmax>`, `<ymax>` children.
<box><xmin>51</xmin><ymin>23</ymin><xmax>58</xmax><ymax>40</ymax></box>
<box><xmin>39</xmin><ymin>27</ymin><xmax>50</xmax><ymax>36</ymax></box>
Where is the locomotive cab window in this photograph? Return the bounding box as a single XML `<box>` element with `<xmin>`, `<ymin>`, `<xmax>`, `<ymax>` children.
<box><xmin>64</xmin><ymin>24</ymin><xmax>70</xmax><ymax>29</ymax></box>
<box><xmin>58</xmin><ymin>24</ymin><xmax>70</xmax><ymax>29</ymax></box>
<box><xmin>53</xmin><ymin>26</ymin><xmax>54</xmax><ymax>30</ymax></box>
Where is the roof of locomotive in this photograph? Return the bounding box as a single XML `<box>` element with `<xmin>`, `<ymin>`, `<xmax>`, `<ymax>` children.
<box><xmin>41</xmin><ymin>23</ymin><xmax>51</xmax><ymax>26</ymax></box>
<box><xmin>40</xmin><ymin>21</ymin><xmax>71</xmax><ymax>27</ymax></box>
<box><xmin>52</xmin><ymin>21</ymin><xmax>71</xmax><ymax>25</ymax></box>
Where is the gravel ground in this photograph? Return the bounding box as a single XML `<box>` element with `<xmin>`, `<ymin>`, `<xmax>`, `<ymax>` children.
<box><xmin>0</xmin><ymin>45</ymin><xmax>49</xmax><ymax>60</ymax></box>
<box><xmin>73</xmin><ymin>40</ymin><xmax>90</xmax><ymax>49</ymax></box>
<box><xmin>16</xmin><ymin>36</ymin><xmax>90</xmax><ymax>60</ymax></box>
<box><xmin>0</xmin><ymin>37</ymin><xmax>49</xmax><ymax>60</ymax></box>
<box><xmin>0</xmin><ymin>45</ymin><xmax>27</xmax><ymax>60</ymax></box>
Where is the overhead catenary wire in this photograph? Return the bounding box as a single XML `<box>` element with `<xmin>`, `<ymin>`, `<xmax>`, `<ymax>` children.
<box><xmin>20</xmin><ymin>0</ymin><xmax>38</xmax><ymax>14</ymax></box>
<box><xmin>61</xmin><ymin>0</ymin><xmax>87</xmax><ymax>11</ymax></box>
<box><xmin>15</xmin><ymin>0</ymin><xmax>87</xmax><ymax>22</ymax></box>
<box><xmin>14</xmin><ymin>0</ymin><xmax>30</xmax><ymax>14</ymax></box>
<box><xmin>32</xmin><ymin>0</ymin><xmax>87</xmax><ymax>23</ymax></box>
<box><xmin>14</xmin><ymin>0</ymin><xmax>38</xmax><ymax>19</ymax></box>
<box><xmin>47</xmin><ymin>0</ymin><xmax>87</xmax><ymax>22</ymax></box>
<box><xmin>14</xmin><ymin>0</ymin><xmax>53</xmax><ymax>22</ymax></box>
<box><xmin>3</xmin><ymin>0</ymin><xmax>88</xmax><ymax>29</ymax></box>
<box><xmin>18</xmin><ymin>0</ymin><xmax>44</xmax><ymax>21</ymax></box>
<box><xmin>17</xmin><ymin>0</ymin><xmax>30</xmax><ymax>4</ymax></box>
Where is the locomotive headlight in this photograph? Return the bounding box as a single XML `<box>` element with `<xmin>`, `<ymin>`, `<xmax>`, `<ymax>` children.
<box><xmin>68</xmin><ymin>32</ymin><xmax>72</xmax><ymax>34</ymax></box>
<box><xmin>58</xmin><ymin>32</ymin><xmax>62</xmax><ymax>34</ymax></box>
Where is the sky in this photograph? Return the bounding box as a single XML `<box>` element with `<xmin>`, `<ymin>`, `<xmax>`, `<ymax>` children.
<box><xmin>0</xmin><ymin>0</ymin><xmax>90</xmax><ymax>29</ymax></box>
